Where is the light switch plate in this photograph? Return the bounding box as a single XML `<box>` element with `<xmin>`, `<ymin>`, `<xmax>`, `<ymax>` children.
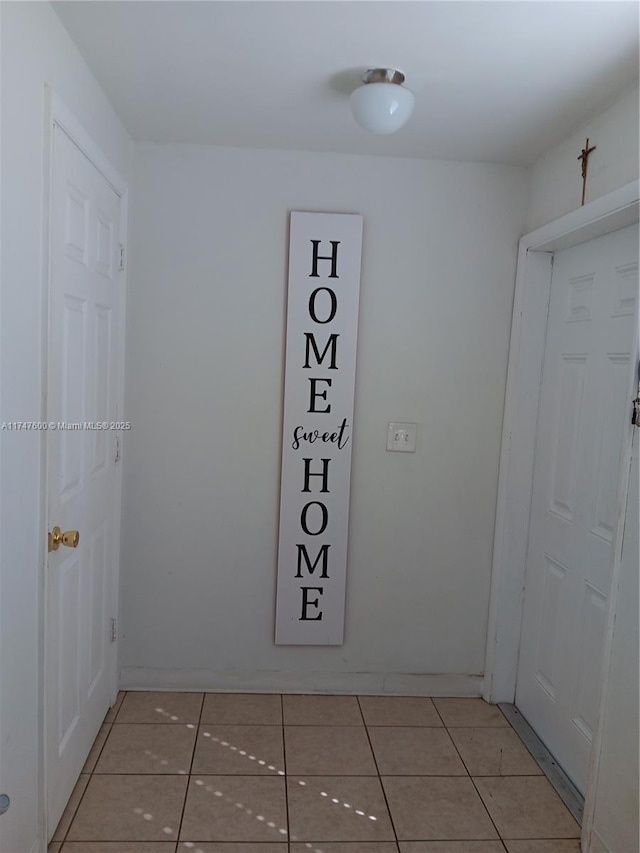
<box><xmin>387</xmin><ymin>422</ymin><xmax>417</xmax><ymax>452</ymax></box>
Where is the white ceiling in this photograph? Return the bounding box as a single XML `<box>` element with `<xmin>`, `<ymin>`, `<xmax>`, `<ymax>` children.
<box><xmin>53</xmin><ymin>1</ymin><xmax>639</xmax><ymax>166</ymax></box>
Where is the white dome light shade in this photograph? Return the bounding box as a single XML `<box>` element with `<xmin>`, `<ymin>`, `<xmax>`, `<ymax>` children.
<box><xmin>350</xmin><ymin>68</ymin><xmax>415</xmax><ymax>135</ymax></box>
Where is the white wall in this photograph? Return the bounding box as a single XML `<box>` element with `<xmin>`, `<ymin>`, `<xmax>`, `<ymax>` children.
<box><xmin>588</xmin><ymin>434</ymin><xmax>638</xmax><ymax>853</ymax></box>
<box><xmin>0</xmin><ymin>4</ymin><xmax>131</xmax><ymax>851</ymax></box>
<box><xmin>527</xmin><ymin>84</ymin><xmax>639</xmax><ymax>231</ymax></box>
<box><xmin>121</xmin><ymin>143</ymin><xmax>529</xmax><ymax>693</ymax></box>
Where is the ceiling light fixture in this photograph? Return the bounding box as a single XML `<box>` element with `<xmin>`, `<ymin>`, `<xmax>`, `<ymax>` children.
<box><xmin>350</xmin><ymin>68</ymin><xmax>415</xmax><ymax>135</ymax></box>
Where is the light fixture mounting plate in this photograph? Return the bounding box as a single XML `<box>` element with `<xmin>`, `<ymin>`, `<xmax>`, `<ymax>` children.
<box><xmin>362</xmin><ymin>68</ymin><xmax>406</xmax><ymax>85</ymax></box>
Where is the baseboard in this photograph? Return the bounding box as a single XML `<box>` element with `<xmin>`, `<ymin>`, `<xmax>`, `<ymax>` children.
<box><xmin>119</xmin><ymin>668</ymin><xmax>484</xmax><ymax>697</ymax></box>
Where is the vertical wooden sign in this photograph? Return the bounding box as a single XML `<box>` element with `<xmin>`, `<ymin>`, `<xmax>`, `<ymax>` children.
<box><xmin>275</xmin><ymin>212</ymin><xmax>363</xmax><ymax>645</ymax></box>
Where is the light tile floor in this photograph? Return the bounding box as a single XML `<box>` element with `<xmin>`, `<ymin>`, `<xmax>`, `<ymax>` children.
<box><xmin>49</xmin><ymin>692</ymin><xmax>581</xmax><ymax>853</ymax></box>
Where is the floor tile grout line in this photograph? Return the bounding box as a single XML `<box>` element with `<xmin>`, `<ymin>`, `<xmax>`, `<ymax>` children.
<box><xmin>443</xmin><ymin>714</ymin><xmax>508</xmax><ymax>843</ymax></box>
<box><xmin>442</xmin><ymin>721</ymin><xmax>473</xmax><ymax>779</ymax></box>
<box><xmin>84</xmin><ymin>720</ymin><xmax>113</xmax><ymax>774</ymax></box>
<box><xmin>174</xmin><ymin>692</ymin><xmax>205</xmax><ymax>846</ymax></box>
<box><xmin>430</xmin><ymin>697</ymin><xmax>447</xmax><ymax>728</ymax></box>
<box><xmin>81</xmin><ymin>769</ymin><xmax>444</xmax><ymax>776</ymax></box>
<box><xmin>54</xmin><ymin>781</ymin><xmax>86</xmax><ymax>848</ymax></box>
<box><xmin>197</xmin><ymin>692</ymin><xmax>206</xmax><ymax>727</ymax></box>
<box><xmin>281</xmin><ymin>694</ymin><xmax>291</xmax><ymax>853</ymax></box>
<box><xmin>109</xmin><ymin>689</ymin><xmax>127</xmax><ymax>724</ymax></box>
<box><xmin>55</xmin><ymin>691</ymin><xmax>128</xmax><ymax>846</ymax></box>
<box><xmin>357</xmin><ymin>695</ymin><xmax>400</xmax><ymax>846</ymax></box>
<box><xmin>466</xmin><ymin>770</ymin><xmax>511</xmax><ymax>842</ymax></box>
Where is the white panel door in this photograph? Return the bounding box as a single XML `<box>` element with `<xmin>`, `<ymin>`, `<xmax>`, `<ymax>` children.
<box><xmin>516</xmin><ymin>224</ymin><xmax>638</xmax><ymax>793</ymax></box>
<box><xmin>46</xmin><ymin>125</ymin><xmax>122</xmax><ymax>836</ymax></box>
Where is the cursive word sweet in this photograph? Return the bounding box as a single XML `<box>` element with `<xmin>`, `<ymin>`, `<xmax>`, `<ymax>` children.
<box><xmin>291</xmin><ymin>417</ymin><xmax>350</xmax><ymax>451</ymax></box>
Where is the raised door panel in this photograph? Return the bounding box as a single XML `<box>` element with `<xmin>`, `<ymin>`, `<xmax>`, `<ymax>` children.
<box><xmin>549</xmin><ymin>355</ymin><xmax>587</xmax><ymax>522</ymax></box>
<box><xmin>590</xmin><ymin>355</ymin><xmax>631</xmax><ymax>543</ymax></box>
<box><xmin>60</xmin><ymin>296</ymin><xmax>86</xmax><ymax>498</ymax></box>
<box><xmin>57</xmin><ymin>552</ymin><xmax>82</xmax><ymax>752</ymax></box>
<box><xmin>571</xmin><ymin>582</ymin><xmax>608</xmax><ymax>744</ymax></box>
<box><xmin>533</xmin><ymin>555</ymin><xmax>568</xmax><ymax>700</ymax></box>
<box><xmin>92</xmin><ymin>305</ymin><xmax>111</xmax><ymax>474</ymax></box>
<box><xmin>87</xmin><ymin>522</ymin><xmax>108</xmax><ymax>697</ymax></box>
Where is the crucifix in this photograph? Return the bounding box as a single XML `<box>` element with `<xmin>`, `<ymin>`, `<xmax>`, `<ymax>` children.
<box><xmin>577</xmin><ymin>138</ymin><xmax>596</xmax><ymax>206</ymax></box>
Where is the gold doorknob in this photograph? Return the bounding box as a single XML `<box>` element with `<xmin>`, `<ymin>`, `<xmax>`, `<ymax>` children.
<box><xmin>48</xmin><ymin>526</ymin><xmax>80</xmax><ymax>552</ymax></box>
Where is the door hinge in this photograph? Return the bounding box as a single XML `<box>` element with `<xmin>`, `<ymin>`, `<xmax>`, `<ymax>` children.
<box><xmin>118</xmin><ymin>244</ymin><xmax>125</xmax><ymax>271</ymax></box>
<box><xmin>110</xmin><ymin>618</ymin><xmax>117</xmax><ymax>643</ymax></box>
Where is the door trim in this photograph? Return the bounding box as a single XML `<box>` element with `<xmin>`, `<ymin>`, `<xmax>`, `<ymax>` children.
<box><xmin>41</xmin><ymin>89</ymin><xmax>129</xmax><ymax>843</ymax></box>
<box><xmin>484</xmin><ymin>179</ymin><xmax>639</xmax><ymax>706</ymax></box>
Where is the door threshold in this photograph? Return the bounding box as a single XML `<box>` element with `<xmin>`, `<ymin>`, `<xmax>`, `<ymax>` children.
<box><xmin>499</xmin><ymin>702</ymin><xmax>584</xmax><ymax>825</ymax></box>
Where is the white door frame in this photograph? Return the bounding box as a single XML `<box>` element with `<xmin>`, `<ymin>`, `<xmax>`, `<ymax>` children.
<box><xmin>484</xmin><ymin>179</ymin><xmax>639</xmax><ymax>705</ymax></box>
<box><xmin>483</xmin><ymin>180</ymin><xmax>639</xmax><ymax>841</ymax></box>
<box><xmin>41</xmin><ymin>89</ymin><xmax>128</xmax><ymax>843</ymax></box>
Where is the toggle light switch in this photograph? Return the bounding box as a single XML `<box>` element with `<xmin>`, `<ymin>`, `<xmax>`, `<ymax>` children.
<box><xmin>387</xmin><ymin>422</ymin><xmax>417</xmax><ymax>452</ymax></box>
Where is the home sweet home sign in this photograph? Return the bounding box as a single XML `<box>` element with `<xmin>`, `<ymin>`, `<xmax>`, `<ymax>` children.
<box><xmin>275</xmin><ymin>212</ymin><xmax>363</xmax><ymax>645</ymax></box>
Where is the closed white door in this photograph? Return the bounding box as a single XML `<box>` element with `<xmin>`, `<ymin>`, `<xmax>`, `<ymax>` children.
<box><xmin>516</xmin><ymin>224</ymin><xmax>638</xmax><ymax>793</ymax></box>
<box><xmin>46</xmin><ymin>125</ymin><xmax>122</xmax><ymax>836</ymax></box>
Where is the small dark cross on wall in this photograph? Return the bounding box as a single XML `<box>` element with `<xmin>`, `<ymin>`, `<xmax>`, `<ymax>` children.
<box><xmin>577</xmin><ymin>137</ymin><xmax>596</xmax><ymax>206</ymax></box>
